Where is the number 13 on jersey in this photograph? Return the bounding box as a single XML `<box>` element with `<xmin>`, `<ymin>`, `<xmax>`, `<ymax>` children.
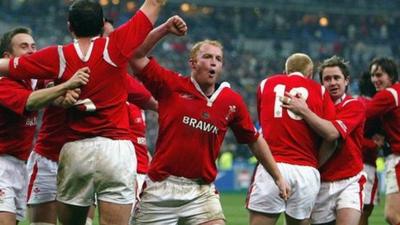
<box><xmin>274</xmin><ymin>84</ymin><xmax>309</xmax><ymax>120</ymax></box>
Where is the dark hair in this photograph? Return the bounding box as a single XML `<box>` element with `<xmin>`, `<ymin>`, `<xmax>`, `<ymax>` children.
<box><xmin>369</xmin><ymin>57</ymin><xmax>398</xmax><ymax>83</ymax></box>
<box><xmin>68</xmin><ymin>0</ymin><xmax>104</xmax><ymax>37</ymax></box>
<box><xmin>104</xmin><ymin>17</ymin><xmax>114</xmax><ymax>26</ymax></box>
<box><xmin>359</xmin><ymin>71</ymin><xmax>376</xmax><ymax>97</ymax></box>
<box><xmin>318</xmin><ymin>55</ymin><xmax>350</xmax><ymax>82</ymax></box>
<box><xmin>0</xmin><ymin>27</ymin><xmax>32</xmax><ymax>56</ymax></box>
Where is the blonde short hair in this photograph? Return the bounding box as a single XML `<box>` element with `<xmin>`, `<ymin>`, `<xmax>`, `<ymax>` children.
<box><xmin>189</xmin><ymin>39</ymin><xmax>223</xmax><ymax>60</ymax></box>
<box><xmin>285</xmin><ymin>53</ymin><xmax>313</xmax><ymax>76</ymax></box>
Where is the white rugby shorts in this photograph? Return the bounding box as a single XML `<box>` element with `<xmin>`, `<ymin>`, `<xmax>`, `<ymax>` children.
<box><xmin>246</xmin><ymin>163</ymin><xmax>320</xmax><ymax>220</ymax></box>
<box><xmin>57</xmin><ymin>137</ymin><xmax>136</xmax><ymax>206</ymax></box>
<box><xmin>26</xmin><ymin>151</ymin><xmax>58</xmax><ymax>204</ymax></box>
<box><xmin>385</xmin><ymin>153</ymin><xmax>400</xmax><ymax>195</ymax></box>
<box><xmin>132</xmin><ymin>176</ymin><xmax>225</xmax><ymax>225</ymax></box>
<box><xmin>310</xmin><ymin>171</ymin><xmax>366</xmax><ymax>224</ymax></box>
<box><xmin>0</xmin><ymin>155</ymin><xmax>28</xmax><ymax>221</ymax></box>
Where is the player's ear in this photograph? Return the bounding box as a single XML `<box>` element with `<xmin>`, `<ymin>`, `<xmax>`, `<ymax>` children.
<box><xmin>189</xmin><ymin>58</ymin><xmax>196</xmax><ymax>69</ymax></box>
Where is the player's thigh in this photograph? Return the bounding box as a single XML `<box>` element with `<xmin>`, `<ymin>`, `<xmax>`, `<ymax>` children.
<box><xmin>249</xmin><ymin>210</ymin><xmax>279</xmax><ymax>225</ymax></box>
<box><xmin>0</xmin><ymin>212</ymin><xmax>16</xmax><ymax>225</ymax></box>
<box><xmin>98</xmin><ymin>200</ymin><xmax>132</xmax><ymax>225</ymax></box>
<box><xmin>57</xmin><ymin>201</ymin><xmax>90</xmax><ymax>225</ymax></box>
<box><xmin>385</xmin><ymin>192</ymin><xmax>400</xmax><ymax>223</ymax></box>
<box><xmin>27</xmin><ymin>201</ymin><xmax>57</xmax><ymax>224</ymax></box>
<box><xmin>336</xmin><ymin>208</ymin><xmax>361</xmax><ymax>225</ymax></box>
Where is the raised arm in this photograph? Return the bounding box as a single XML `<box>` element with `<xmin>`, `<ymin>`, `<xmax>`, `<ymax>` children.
<box><xmin>139</xmin><ymin>0</ymin><xmax>167</xmax><ymax>25</ymax></box>
<box><xmin>248</xmin><ymin>136</ymin><xmax>290</xmax><ymax>200</ymax></box>
<box><xmin>25</xmin><ymin>67</ymin><xmax>90</xmax><ymax>111</ymax></box>
<box><xmin>129</xmin><ymin>15</ymin><xmax>187</xmax><ymax>73</ymax></box>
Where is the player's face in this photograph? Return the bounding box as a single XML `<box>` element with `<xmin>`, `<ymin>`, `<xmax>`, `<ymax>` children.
<box><xmin>370</xmin><ymin>64</ymin><xmax>393</xmax><ymax>91</ymax></box>
<box><xmin>321</xmin><ymin>66</ymin><xmax>349</xmax><ymax>102</ymax></box>
<box><xmin>7</xmin><ymin>33</ymin><xmax>36</xmax><ymax>57</ymax></box>
<box><xmin>190</xmin><ymin>44</ymin><xmax>223</xmax><ymax>88</ymax></box>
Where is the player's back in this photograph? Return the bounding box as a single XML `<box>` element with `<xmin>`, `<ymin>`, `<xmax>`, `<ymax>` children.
<box><xmin>257</xmin><ymin>73</ymin><xmax>334</xmax><ymax>167</ymax></box>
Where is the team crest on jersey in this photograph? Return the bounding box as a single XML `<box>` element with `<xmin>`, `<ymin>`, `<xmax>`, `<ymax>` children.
<box><xmin>225</xmin><ymin>105</ymin><xmax>237</xmax><ymax>120</ymax></box>
<box><xmin>202</xmin><ymin>112</ymin><xmax>210</xmax><ymax>119</ymax></box>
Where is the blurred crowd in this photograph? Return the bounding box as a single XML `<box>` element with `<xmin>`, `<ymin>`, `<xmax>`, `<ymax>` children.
<box><xmin>1</xmin><ymin>0</ymin><xmax>399</xmax><ymax>159</ymax></box>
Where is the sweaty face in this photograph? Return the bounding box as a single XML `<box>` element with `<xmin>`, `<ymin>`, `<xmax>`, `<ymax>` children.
<box><xmin>190</xmin><ymin>44</ymin><xmax>223</xmax><ymax>91</ymax></box>
<box><xmin>7</xmin><ymin>33</ymin><xmax>36</xmax><ymax>57</ymax></box>
<box><xmin>322</xmin><ymin>66</ymin><xmax>349</xmax><ymax>102</ymax></box>
<box><xmin>370</xmin><ymin>64</ymin><xmax>393</xmax><ymax>91</ymax></box>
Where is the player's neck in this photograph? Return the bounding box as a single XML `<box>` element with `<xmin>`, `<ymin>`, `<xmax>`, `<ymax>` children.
<box><xmin>74</xmin><ymin>37</ymin><xmax>97</xmax><ymax>58</ymax></box>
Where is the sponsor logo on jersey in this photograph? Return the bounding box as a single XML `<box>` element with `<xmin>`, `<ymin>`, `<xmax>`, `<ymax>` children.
<box><xmin>26</xmin><ymin>116</ymin><xmax>37</xmax><ymax>126</ymax></box>
<box><xmin>182</xmin><ymin>116</ymin><xmax>218</xmax><ymax>134</ymax></box>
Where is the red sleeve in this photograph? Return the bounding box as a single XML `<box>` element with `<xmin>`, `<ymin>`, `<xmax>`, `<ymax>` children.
<box><xmin>230</xmin><ymin>93</ymin><xmax>260</xmax><ymax>144</ymax></box>
<box><xmin>136</xmin><ymin>58</ymin><xmax>181</xmax><ymax>99</ymax></box>
<box><xmin>108</xmin><ymin>10</ymin><xmax>153</xmax><ymax>64</ymax></box>
<box><xmin>332</xmin><ymin>99</ymin><xmax>365</xmax><ymax>140</ymax></box>
<box><xmin>366</xmin><ymin>88</ymin><xmax>397</xmax><ymax>118</ymax></box>
<box><xmin>8</xmin><ymin>46</ymin><xmax>59</xmax><ymax>80</ymax></box>
<box><xmin>125</xmin><ymin>74</ymin><xmax>152</xmax><ymax>107</ymax></box>
<box><xmin>0</xmin><ymin>78</ymin><xmax>32</xmax><ymax>115</ymax></box>
<box><xmin>322</xmin><ymin>87</ymin><xmax>336</xmax><ymax>120</ymax></box>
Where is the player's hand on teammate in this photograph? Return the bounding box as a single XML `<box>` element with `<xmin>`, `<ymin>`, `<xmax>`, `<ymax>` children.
<box><xmin>61</xmin><ymin>88</ymin><xmax>81</xmax><ymax>108</ymax></box>
<box><xmin>65</xmin><ymin>67</ymin><xmax>90</xmax><ymax>89</ymax></box>
<box><xmin>275</xmin><ymin>177</ymin><xmax>291</xmax><ymax>201</ymax></box>
<box><xmin>165</xmin><ymin>15</ymin><xmax>187</xmax><ymax>36</ymax></box>
<box><xmin>281</xmin><ymin>92</ymin><xmax>308</xmax><ymax>116</ymax></box>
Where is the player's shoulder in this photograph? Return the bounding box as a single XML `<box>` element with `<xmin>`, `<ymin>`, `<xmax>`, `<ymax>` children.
<box><xmin>342</xmin><ymin>95</ymin><xmax>365</xmax><ymax>109</ymax></box>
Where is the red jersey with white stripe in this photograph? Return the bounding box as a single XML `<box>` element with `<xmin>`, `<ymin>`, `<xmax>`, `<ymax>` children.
<box><xmin>8</xmin><ymin>10</ymin><xmax>152</xmax><ymax>141</ymax></box>
<box><xmin>320</xmin><ymin>95</ymin><xmax>365</xmax><ymax>181</ymax></box>
<box><xmin>366</xmin><ymin>83</ymin><xmax>400</xmax><ymax>155</ymax></box>
<box><xmin>136</xmin><ymin>58</ymin><xmax>259</xmax><ymax>183</ymax></box>
<box><xmin>257</xmin><ymin>73</ymin><xmax>336</xmax><ymax>168</ymax></box>
<box><xmin>0</xmin><ymin>77</ymin><xmax>37</xmax><ymax>160</ymax></box>
<box><xmin>126</xmin><ymin>75</ymin><xmax>152</xmax><ymax>174</ymax></box>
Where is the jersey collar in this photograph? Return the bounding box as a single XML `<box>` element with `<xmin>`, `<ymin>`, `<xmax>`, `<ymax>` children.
<box><xmin>190</xmin><ymin>77</ymin><xmax>231</xmax><ymax>107</ymax></box>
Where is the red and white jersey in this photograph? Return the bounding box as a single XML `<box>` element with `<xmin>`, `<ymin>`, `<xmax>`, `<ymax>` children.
<box><xmin>126</xmin><ymin>75</ymin><xmax>152</xmax><ymax>174</ymax></box>
<box><xmin>0</xmin><ymin>77</ymin><xmax>37</xmax><ymax>160</ymax></box>
<box><xmin>320</xmin><ymin>95</ymin><xmax>365</xmax><ymax>181</ymax></box>
<box><xmin>366</xmin><ymin>83</ymin><xmax>400</xmax><ymax>154</ymax></box>
<box><xmin>257</xmin><ymin>72</ymin><xmax>336</xmax><ymax>168</ymax></box>
<box><xmin>8</xmin><ymin>10</ymin><xmax>153</xmax><ymax>141</ymax></box>
<box><xmin>136</xmin><ymin>58</ymin><xmax>259</xmax><ymax>183</ymax></box>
